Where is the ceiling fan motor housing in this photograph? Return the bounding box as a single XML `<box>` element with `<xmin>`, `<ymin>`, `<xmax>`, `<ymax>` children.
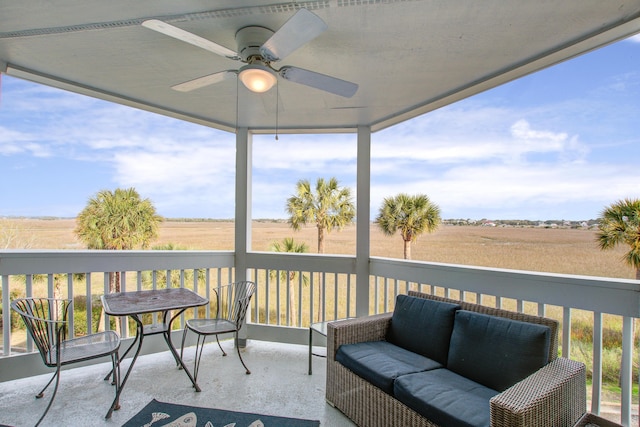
<box><xmin>235</xmin><ymin>26</ymin><xmax>274</xmax><ymax>62</ymax></box>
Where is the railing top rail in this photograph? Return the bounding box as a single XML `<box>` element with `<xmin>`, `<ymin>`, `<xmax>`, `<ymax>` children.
<box><xmin>246</xmin><ymin>251</ymin><xmax>356</xmax><ymax>273</ymax></box>
<box><xmin>371</xmin><ymin>256</ymin><xmax>640</xmax><ymax>317</ymax></box>
<box><xmin>0</xmin><ymin>250</ymin><xmax>235</xmax><ymax>275</ymax></box>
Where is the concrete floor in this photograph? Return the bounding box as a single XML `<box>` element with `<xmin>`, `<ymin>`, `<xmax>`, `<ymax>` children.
<box><xmin>0</xmin><ymin>340</ymin><xmax>355</xmax><ymax>427</ymax></box>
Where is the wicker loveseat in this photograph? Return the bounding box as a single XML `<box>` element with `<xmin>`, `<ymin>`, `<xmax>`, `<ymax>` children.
<box><xmin>326</xmin><ymin>291</ymin><xmax>587</xmax><ymax>427</ymax></box>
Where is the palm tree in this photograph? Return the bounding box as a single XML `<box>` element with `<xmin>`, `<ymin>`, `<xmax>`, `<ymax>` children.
<box><xmin>75</xmin><ymin>188</ymin><xmax>163</xmax><ymax>293</ymax></box>
<box><xmin>286</xmin><ymin>177</ymin><xmax>355</xmax><ymax>254</ymax></box>
<box><xmin>376</xmin><ymin>193</ymin><xmax>441</xmax><ymax>260</ymax></box>
<box><xmin>286</xmin><ymin>177</ymin><xmax>354</xmax><ymax>322</ymax></box>
<box><xmin>269</xmin><ymin>237</ymin><xmax>309</xmax><ymax>325</ymax></box>
<box><xmin>596</xmin><ymin>198</ymin><xmax>640</xmax><ymax>280</ymax></box>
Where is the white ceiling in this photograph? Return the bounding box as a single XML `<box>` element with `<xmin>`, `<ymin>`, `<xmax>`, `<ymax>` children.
<box><xmin>2</xmin><ymin>1</ymin><xmax>640</xmax><ymax>134</ymax></box>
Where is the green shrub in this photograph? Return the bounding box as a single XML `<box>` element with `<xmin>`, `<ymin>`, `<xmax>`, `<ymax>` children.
<box><xmin>571</xmin><ymin>340</ymin><xmax>639</xmax><ymax>386</ymax></box>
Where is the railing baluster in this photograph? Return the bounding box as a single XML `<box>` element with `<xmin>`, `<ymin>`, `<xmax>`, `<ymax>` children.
<box><xmin>103</xmin><ymin>272</ymin><xmax>110</xmax><ymax>331</ymax></box>
<box><xmin>251</xmin><ymin>268</ymin><xmax>257</xmax><ymax>322</ymax></box>
<box><xmin>85</xmin><ymin>273</ymin><xmax>92</xmax><ymax>338</ymax></box>
<box><xmin>321</xmin><ymin>272</ymin><xmax>326</xmax><ymax>322</ymax></box>
<box><xmin>309</xmin><ymin>272</ymin><xmax>315</xmax><ymax>324</ymax></box>
<box><xmin>276</xmin><ymin>271</ymin><xmax>281</xmax><ymax>326</ymax></box>
<box><xmin>562</xmin><ymin>307</ymin><xmax>571</xmax><ymax>358</ymax></box>
<box><xmin>346</xmin><ymin>274</ymin><xmax>352</xmax><ymax>318</ymax></box>
<box><xmin>47</xmin><ymin>274</ymin><xmax>54</xmax><ymax>299</ymax></box>
<box><xmin>383</xmin><ymin>277</ymin><xmax>389</xmax><ymax>313</ymax></box>
<box><xmin>591</xmin><ymin>311</ymin><xmax>603</xmax><ymax>415</ymax></box>
<box><xmin>538</xmin><ymin>302</ymin><xmax>545</xmax><ymax>317</ymax></box>
<box><xmin>265</xmin><ymin>271</ymin><xmax>271</xmax><ymax>324</ymax></box>
<box><xmin>67</xmin><ymin>274</ymin><xmax>74</xmax><ymax>338</ymax></box>
<box><xmin>151</xmin><ymin>270</ymin><xmax>158</xmax><ymax>325</ymax></box>
<box><xmin>620</xmin><ymin>316</ymin><xmax>633</xmax><ymax>426</ymax></box>
<box><xmin>179</xmin><ymin>270</ymin><xmax>186</xmax><ymax>328</ymax></box>
<box><xmin>332</xmin><ymin>273</ymin><xmax>340</xmax><ymax>320</ymax></box>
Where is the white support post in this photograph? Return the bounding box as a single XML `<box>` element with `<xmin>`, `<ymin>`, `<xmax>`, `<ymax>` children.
<box><xmin>235</xmin><ymin>128</ymin><xmax>252</xmax><ymax>346</ymax></box>
<box><xmin>356</xmin><ymin>125</ymin><xmax>371</xmax><ymax>317</ymax></box>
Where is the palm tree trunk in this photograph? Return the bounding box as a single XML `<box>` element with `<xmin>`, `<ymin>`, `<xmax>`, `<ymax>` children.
<box><xmin>317</xmin><ymin>226</ymin><xmax>325</xmax><ymax>254</ymax></box>
<box><xmin>636</xmin><ymin>268</ymin><xmax>640</xmax><ymax>280</ymax></box>
<box><xmin>403</xmin><ymin>239</ymin><xmax>412</xmax><ymax>260</ymax></box>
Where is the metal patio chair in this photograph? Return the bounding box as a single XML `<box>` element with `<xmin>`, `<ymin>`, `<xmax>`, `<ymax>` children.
<box><xmin>11</xmin><ymin>297</ymin><xmax>121</xmax><ymax>426</ymax></box>
<box><xmin>181</xmin><ymin>281</ymin><xmax>256</xmax><ymax>382</ymax></box>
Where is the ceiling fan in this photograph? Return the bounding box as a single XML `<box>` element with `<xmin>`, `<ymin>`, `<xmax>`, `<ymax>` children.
<box><xmin>142</xmin><ymin>8</ymin><xmax>358</xmax><ymax>98</ymax></box>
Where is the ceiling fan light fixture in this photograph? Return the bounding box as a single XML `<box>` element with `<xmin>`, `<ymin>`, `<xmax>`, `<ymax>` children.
<box><xmin>238</xmin><ymin>63</ymin><xmax>277</xmax><ymax>93</ymax></box>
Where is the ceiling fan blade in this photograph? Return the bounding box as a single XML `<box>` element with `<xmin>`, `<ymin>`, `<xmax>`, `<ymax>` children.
<box><xmin>171</xmin><ymin>71</ymin><xmax>236</xmax><ymax>92</ymax></box>
<box><xmin>260</xmin><ymin>8</ymin><xmax>328</xmax><ymax>62</ymax></box>
<box><xmin>142</xmin><ymin>19</ymin><xmax>239</xmax><ymax>60</ymax></box>
<box><xmin>279</xmin><ymin>66</ymin><xmax>358</xmax><ymax>98</ymax></box>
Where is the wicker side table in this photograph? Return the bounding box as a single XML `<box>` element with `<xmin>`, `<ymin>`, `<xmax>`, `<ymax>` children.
<box><xmin>574</xmin><ymin>412</ymin><xmax>623</xmax><ymax>427</ymax></box>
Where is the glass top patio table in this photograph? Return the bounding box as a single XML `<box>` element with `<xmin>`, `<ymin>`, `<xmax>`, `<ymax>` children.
<box><xmin>101</xmin><ymin>287</ymin><xmax>208</xmax><ymax>418</ymax></box>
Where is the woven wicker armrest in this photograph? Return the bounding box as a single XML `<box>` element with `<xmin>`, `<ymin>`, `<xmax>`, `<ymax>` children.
<box><xmin>490</xmin><ymin>357</ymin><xmax>586</xmax><ymax>427</ymax></box>
<box><xmin>326</xmin><ymin>313</ymin><xmax>392</xmax><ymax>360</ymax></box>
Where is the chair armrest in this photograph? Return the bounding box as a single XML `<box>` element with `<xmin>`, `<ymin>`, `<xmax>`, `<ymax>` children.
<box><xmin>490</xmin><ymin>357</ymin><xmax>586</xmax><ymax>427</ymax></box>
<box><xmin>326</xmin><ymin>313</ymin><xmax>392</xmax><ymax>360</ymax></box>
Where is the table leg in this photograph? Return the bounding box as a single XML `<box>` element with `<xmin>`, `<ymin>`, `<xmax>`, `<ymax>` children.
<box><xmin>106</xmin><ymin>316</ymin><xmax>144</xmax><ymax>419</ymax></box>
<box><xmin>164</xmin><ymin>309</ymin><xmax>201</xmax><ymax>392</ymax></box>
<box><xmin>103</xmin><ymin>321</ymin><xmax>138</xmax><ymax>382</ymax></box>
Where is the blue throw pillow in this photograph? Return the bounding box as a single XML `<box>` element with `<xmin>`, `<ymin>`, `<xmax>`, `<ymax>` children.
<box><xmin>387</xmin><ymin>295</ymin><xmax>460</xmax><ymax>364</ymax></box>
<box><xmin>447</xmin><ymin>310</ymin><xmax>551</xmax><ymax>391</ymax></box>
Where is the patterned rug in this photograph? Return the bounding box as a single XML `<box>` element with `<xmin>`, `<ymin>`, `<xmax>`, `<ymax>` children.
<box><xmin>122</xmin><ymin>399</ymin><xmax>321</xmax><ymax>427</ymax></box>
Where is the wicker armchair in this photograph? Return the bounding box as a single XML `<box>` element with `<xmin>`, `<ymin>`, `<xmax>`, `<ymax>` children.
<box><xmin>326</xmin><ymin>292</ymin><xmax>587</xmax><ymax>427</ymax></box>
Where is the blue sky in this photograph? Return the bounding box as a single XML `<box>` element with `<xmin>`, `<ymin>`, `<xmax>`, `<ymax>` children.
<box><xmin>1</xmin><ymin>35</ymin><xmax>639</xmax><ymax>221</ymax></box>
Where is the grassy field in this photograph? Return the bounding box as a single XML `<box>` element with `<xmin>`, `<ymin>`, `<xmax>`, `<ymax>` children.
<box><xmin>5</xmin><ymin>218</ymin><xmax>634</xmax><ymax>280</ymax></box>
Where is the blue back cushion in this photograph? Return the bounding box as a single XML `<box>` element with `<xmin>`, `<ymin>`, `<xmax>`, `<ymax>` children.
<box><xmin>387</xmin><ymin>295</ymin><xmax>460</xmax><ymax>364</ymax></box>
<box><xmin>447</xmin><ymin>310</ymin><xmax>551</xmax><ymax>391</ymax></box>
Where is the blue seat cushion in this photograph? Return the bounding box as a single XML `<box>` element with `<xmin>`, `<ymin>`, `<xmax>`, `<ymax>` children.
<box><xmin>447</xmin><ymin>310</ymin><xmax>551</xmax><ymax>391</ymax></box>
<box><xmin>387</xmin><ymin>294</ymin><xmax>460</xmax><ymax>364</ymax></box>
<box><xmin>394</xmin><ymin>369</ymin><xmax>499</xmax><ymax>427</ymax></box>
<box><xmin>336</xmin><ymin>341</ymin><xmax>443</xmax><ymax>394</ymax></box>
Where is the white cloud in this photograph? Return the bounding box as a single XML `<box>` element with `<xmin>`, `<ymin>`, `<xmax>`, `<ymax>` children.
<box><xmin>510</xmin><ymin>119</ymin><xmax>567</xmax><ymax>145</ymax></box>
<box><xmin>110</xmin><ymin>141</ymin><xmax>237</xmax><ymax>217</ymax></box>
<box><xmin>0</xmin><ymin>127</ymin><xmax>52</xmax><ymax>157</ymax></box>
<box><xmin>626</xmin><ymin>34</ymin><xmax>640</xmax><ymax>43</ymax></box>
<box><xmin>371</xmin><ymin>161</ymin><xmax>640</xmax><ymax>220</ymax></box>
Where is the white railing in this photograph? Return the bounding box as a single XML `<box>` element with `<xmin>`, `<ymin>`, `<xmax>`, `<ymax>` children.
<box><xmin>1</xmin><ymin>250</ymin><xmax>639</xmax><ymax>425</ymax></box>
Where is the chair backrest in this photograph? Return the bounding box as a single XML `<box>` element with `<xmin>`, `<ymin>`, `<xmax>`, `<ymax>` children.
<box><xmin>11</xmin><ymin>298</ymin><xmax>71</xmax><ymax>366</ymax></box>
<box><xmin>214</xmin><ymin>281</ymin><xmax>256</xmax><ymax>328</ymax></box>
